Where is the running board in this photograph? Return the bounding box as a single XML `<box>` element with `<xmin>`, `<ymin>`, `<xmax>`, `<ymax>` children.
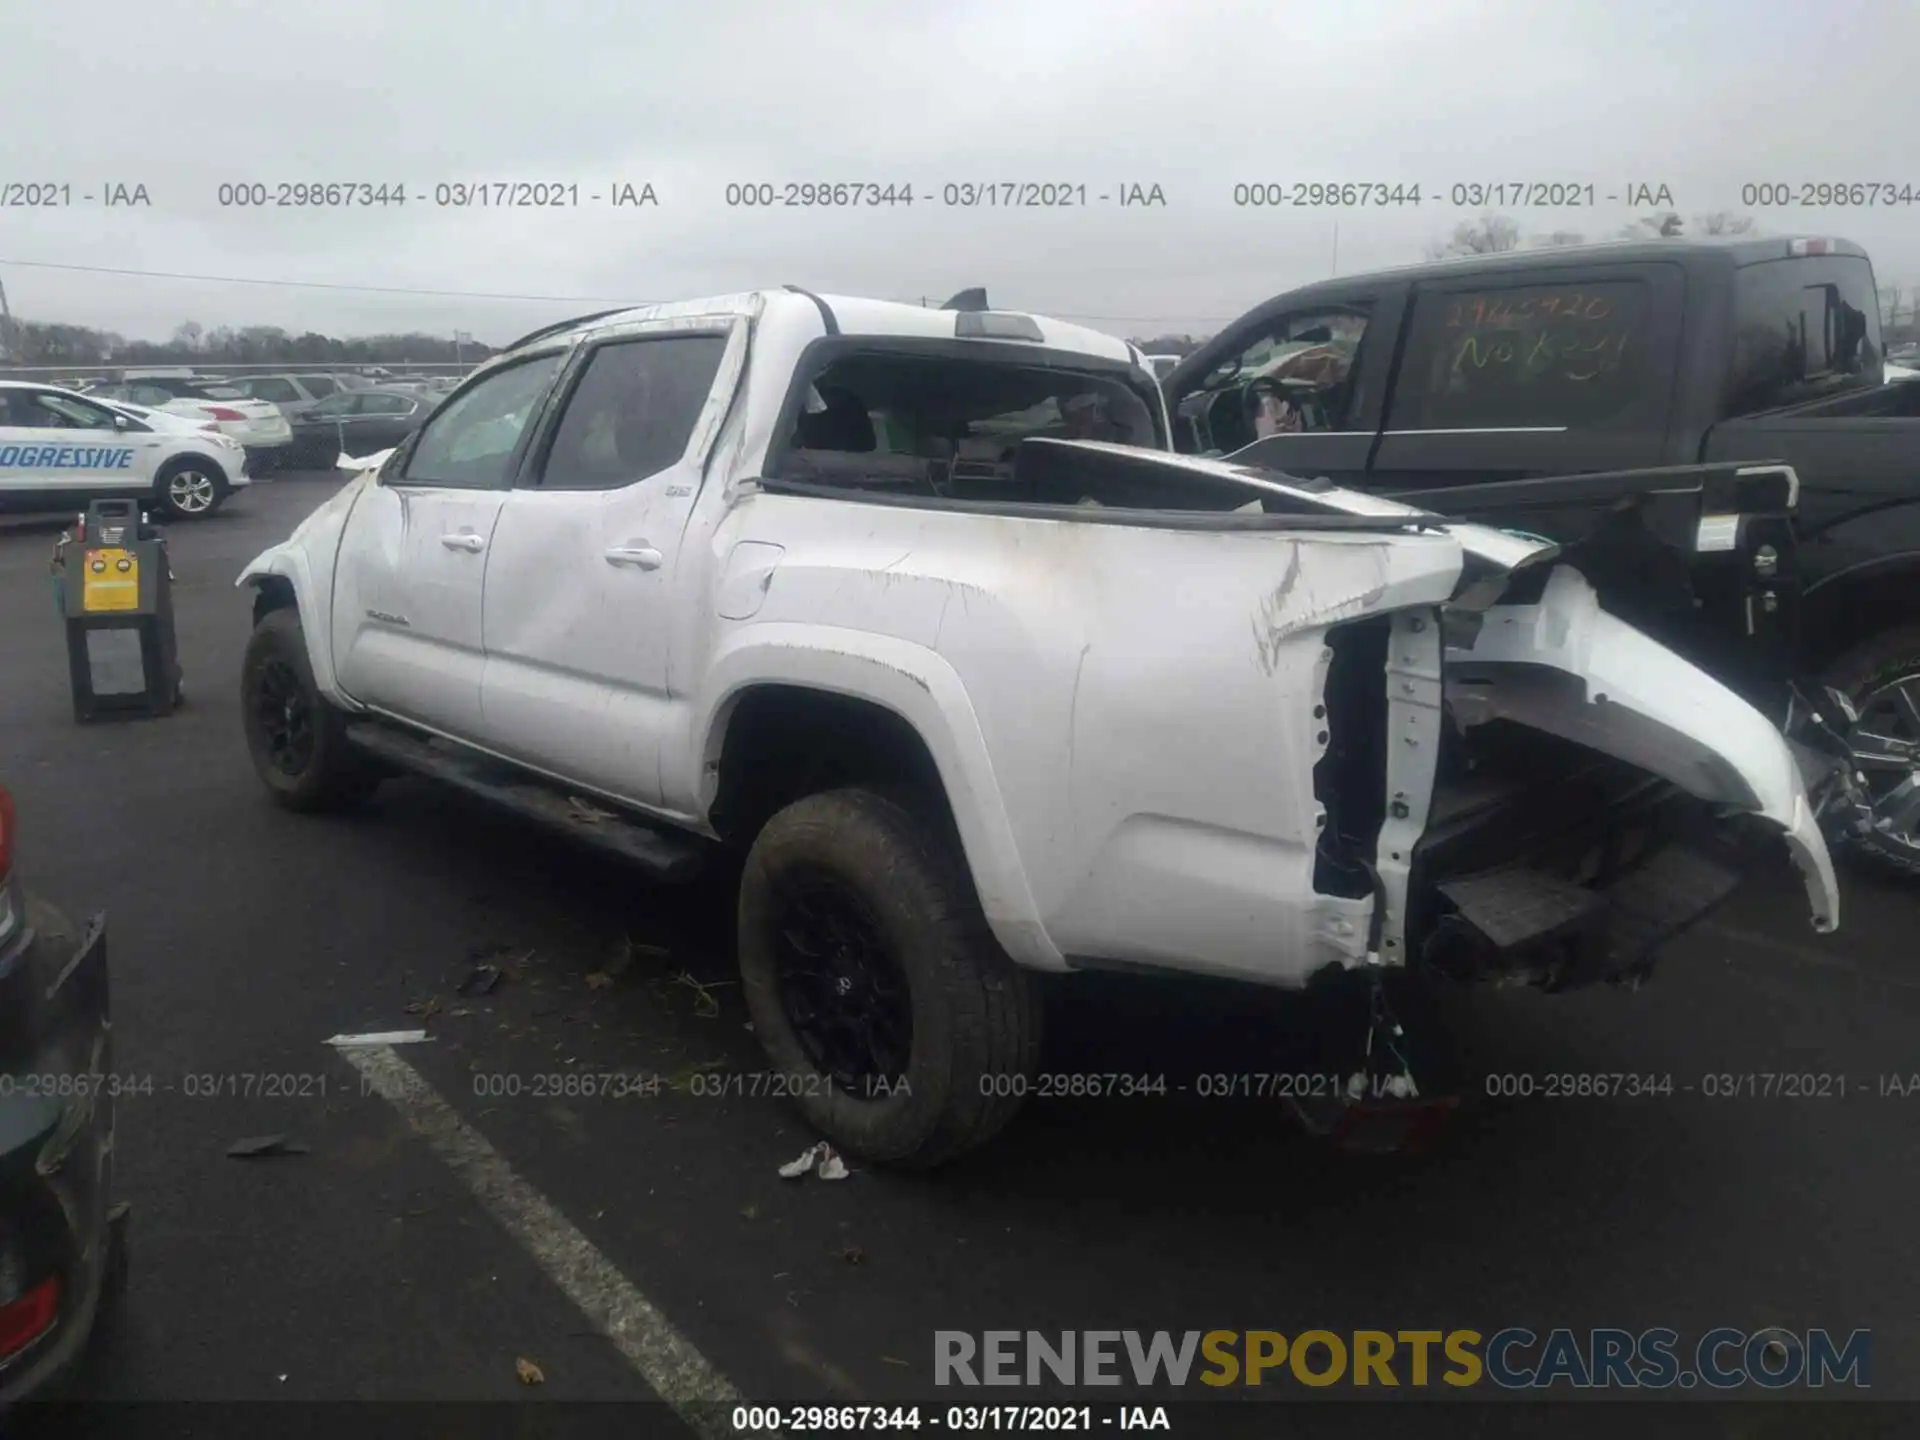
<box><xmin>342</xmin><ymin>723</ymin><xmax>710</xmax><ymax>882</ymax></box>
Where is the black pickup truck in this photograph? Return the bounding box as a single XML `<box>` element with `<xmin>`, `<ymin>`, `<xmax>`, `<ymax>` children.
<box><xmin>1165</xmin><ymin>234</ymin><xmax>1920</xmax><ymax>872</ymax></box>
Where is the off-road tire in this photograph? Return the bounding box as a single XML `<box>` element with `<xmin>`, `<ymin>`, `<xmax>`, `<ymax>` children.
<box><xmin>1823</xmin><ymin>623</ymin><xmax>1920</xmax><ymax>878</ymax></box>
<box><xmin>153</xmin><ymin>457</ymin><xmax>229</xmax><ymax>520</ymax></box>
<box><xmin>240</xmin><ymin>608</ymin><xmax>381</xmax><ymax>812</ymax></box>
<box><xmin>737</xmin><ymin>788</ymin><xmax>1042</xmax><ymax>1170</ymax></box>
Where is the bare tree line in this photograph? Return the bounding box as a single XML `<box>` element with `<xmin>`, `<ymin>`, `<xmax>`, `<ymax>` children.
<box><xmin>1423</xmin><ymin>209</ymin><xmax>1760</xmax><ymax>259</ymax></box>
<box><xmin>0</xmin><ymin>317</ymin><xmax>500</xmax><ymax>370</ymax></box>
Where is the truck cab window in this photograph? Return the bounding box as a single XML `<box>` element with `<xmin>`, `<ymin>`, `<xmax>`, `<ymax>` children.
<box><xmin>779</xmin><ymin>353</ymin><xmax>1157</xmax><ymax>498</ymax></box>
<box><xmin>1389</xmin><ymin>281</ymin><xmax>1648</xmax><ymax>431</ymax></box>
<box><xmin>1183</xmin><ymin>309</ymin><xmax>1369</xmax><ymax>453</ymax></box>
<box><xmin>537</xmin><ymin>334</ymin><xmax>729</xmax><ymax>491</ymax></box>
<box><xmin>403</xmin><ymin>353</ymin><xmax>564</xmax><ymax>488</ymax></box>
<box><xmin>1725</xmin><ymin>256</ymin><xmax>1884</xmax><ymax>417</ymax></box>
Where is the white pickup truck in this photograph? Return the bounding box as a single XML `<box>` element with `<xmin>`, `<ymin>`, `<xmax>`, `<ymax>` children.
<box><xmin>237</xmin><ymin>288</ymin><xmax>1840</xmax><ymax>1167</ymax></box>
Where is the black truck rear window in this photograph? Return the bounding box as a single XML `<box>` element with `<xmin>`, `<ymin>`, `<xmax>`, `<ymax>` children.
<box><xmin>1390</xmin><ymin>280</ymin><xmax>1650</xmax><ymax>431</ymax></box>
<box><xmin>1725</xmin><ymin>255</ymin><xmax>1882</xmax><ymax>417</ymax></box>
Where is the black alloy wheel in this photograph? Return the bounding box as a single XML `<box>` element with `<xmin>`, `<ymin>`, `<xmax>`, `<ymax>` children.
<box><xmin>769</xmin><ymin>870</ymin><xmax>913</xmax><ymax>1090</ymax></box>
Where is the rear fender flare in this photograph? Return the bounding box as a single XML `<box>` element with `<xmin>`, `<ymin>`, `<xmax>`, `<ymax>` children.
<box><xmin>683</xmin><ymin>626</ymin><xmax>1063</xmax><ymax>971</ymax></box>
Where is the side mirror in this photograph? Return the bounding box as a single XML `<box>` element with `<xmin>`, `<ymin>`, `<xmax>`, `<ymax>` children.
<box><xmin>112</xmin><ymin>413</ymin><xmax>131</xmax><ymax>430</ymax></box>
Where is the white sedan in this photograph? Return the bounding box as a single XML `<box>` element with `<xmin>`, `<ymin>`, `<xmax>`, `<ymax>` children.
<box><xmin>85</xmin><ymin>378</ymin><xmax>294</xmax><ymax>470</ymax></box>
<box><xmin>0</xmin><ymin>381</ymin><xmax>252</xmax><ymax>519</ymax></box>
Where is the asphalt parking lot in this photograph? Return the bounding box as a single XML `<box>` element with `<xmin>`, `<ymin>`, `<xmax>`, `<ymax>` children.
<box><xmin>3</xmin><ymin>474</ymin><xmax>1918</xmax><ymax>1424</ymax></box>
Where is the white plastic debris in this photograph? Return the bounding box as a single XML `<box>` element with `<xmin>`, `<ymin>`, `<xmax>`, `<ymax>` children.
<box><xmin>325</xmin><ymin>1029</ymin><xmax>431</xmax><ymax>1047</ymax></box>
<box><xmin>335</xmin><ymin>446</ymin><xmax>395</xmax><ymax>474</ymax></box>
<box><xmin>778</xmin><ymin>1142</ymin><xmax>849</xmax><ymax>1181</ymax></box>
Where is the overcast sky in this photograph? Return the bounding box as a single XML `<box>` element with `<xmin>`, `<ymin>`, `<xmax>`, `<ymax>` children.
<box><xmin>3</xmin><ymin>0</ymin><xmax>1917</xmax><ymax>345</ymax></box>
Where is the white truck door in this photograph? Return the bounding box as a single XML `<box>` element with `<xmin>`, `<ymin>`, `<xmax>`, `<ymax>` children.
<box><xmin>329</xmin><ymin>352</ymin><xmax>567</xmax><ymax>738</ymax></box>
<box><xmin>0</xmin><ymin>389</ymin><xmax>162</xmax><ymax>495</ymax></box>
<box><xmin>478</xmin><ymin>317</ymin><xmax>748</xmax><ymax>809</ymax></box>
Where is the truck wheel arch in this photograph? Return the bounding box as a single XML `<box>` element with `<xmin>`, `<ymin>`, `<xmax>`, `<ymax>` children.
<box><xmin>248</xmin><ymin>574</ymin><xmax>297</xmax><ymax>627</ymax></box>
<box><xmin>236</xmin><ymin>549</ymin><xmax>354</xmax><ymax>708</ymax></box>
<box><xmin>692</xmin><ymin>645</ymin><xmax>1064</xmax><ymax>972</ymax></box>
<box><xmin>1803</xmin><ymin>555</ymin><xmax>1920</xmax><ymax>666</ymax></box>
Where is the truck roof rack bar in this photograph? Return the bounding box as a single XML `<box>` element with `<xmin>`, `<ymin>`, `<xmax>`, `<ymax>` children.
<box><xmin>503</xmin><ymin>307</ymin><xmax>636</xmax><ymax>353</ymax></box>
<box><xmin>942</xmin><ymin>287</ymin><xmax>990</xmax><ymax>312</ymax></box>
<box><xmin>783</xmin><ymin>285</ymin><xmax>840</xmax><ymax>335</ymax></box>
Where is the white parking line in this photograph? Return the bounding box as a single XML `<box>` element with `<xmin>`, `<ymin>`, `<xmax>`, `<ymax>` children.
<box><xmin>341</xmin><ymin>1043</ymin><xmax>758</xmax><ymax>1437</ymax></box>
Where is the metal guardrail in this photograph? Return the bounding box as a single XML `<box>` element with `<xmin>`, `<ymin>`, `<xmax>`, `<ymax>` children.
<box><xmin>0</xmin><ymin>361</ymin><xmax>475</xmax><ymax>380</ymax></box>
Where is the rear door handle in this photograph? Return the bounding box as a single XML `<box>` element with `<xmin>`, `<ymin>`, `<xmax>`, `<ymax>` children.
<box><xmin>440</xmin><ymin>532</ymin><xmax>485</xmax><ymax>553</ymax></box>
<box><xmin>605</xmin><ymin>545</ymin><xmax>664</xmax><ymax>570</ymax></box>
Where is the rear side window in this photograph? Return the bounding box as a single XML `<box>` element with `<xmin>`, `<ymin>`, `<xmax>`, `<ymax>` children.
<box><xmin>247</xmin><ymin>378</ymin><xmax>301</xmax><ymax>402</ymax></box>
<box><xmin>300</xmin><ymin>375</ymin><xmax>337</xmax><ymax>397</ymax></box>
<box><xmin>537</xmin><ymin>335</ymin><xmax>729</xmax><ymax>491</ymax></box>
<box><xmin>1726</xmin><ymin>256</ymin><xmax>1883</xmax><ymax>417</ymax></box>
<box><xmin>1390</xmin><ymin>281</ymin><xmax>1650</xmax><ymax>431</ymax></box>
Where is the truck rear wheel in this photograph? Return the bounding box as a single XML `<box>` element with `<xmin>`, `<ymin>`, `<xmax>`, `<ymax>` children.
<box><xmin>1824</xmin><ymin>624</ymin><xmax>1920</xmax><ymax>877</ymax></box>
<box><xmin>737</xmin><ymin>787</ymin><xmax>1042</xmax><ymax>1170</ymax></box>
<box><xmin>240</xmin><ymin>608</ymin><xmax>382</xmax><ymax>812</ymax></box>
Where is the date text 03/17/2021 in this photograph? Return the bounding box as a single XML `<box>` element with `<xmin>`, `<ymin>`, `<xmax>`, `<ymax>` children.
<box><xmin>730</xmin><ymin>1406</ymin><xmax>1171</xmax><ymax>1433</ymax></box>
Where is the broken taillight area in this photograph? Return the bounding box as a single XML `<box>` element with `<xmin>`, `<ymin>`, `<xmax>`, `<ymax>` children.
<box><xmin>1408</xmin><ymin>725</ymin><xmax>1785</xmax><ymax>991</ymax></box>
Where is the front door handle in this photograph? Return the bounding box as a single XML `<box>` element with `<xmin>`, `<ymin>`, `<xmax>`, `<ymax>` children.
<box><xmin>440</xmin><ymin>532</ymin><xmax>485</xmax><ymax>553</ymax></box>
<box><xmin>605</xmin><ymin>545</ymin><xmax>664</xmax><ymax>570</ymax></box>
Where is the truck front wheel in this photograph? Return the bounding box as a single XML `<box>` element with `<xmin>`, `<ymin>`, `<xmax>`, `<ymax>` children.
<box><xmin>737</xmin><ymin>787</ymin><xmax>1042</xmax><ymax>1170</ymax></box>
<box><xmin>1824</xmin><ymin>624</ymin><xmax>1920</xmax><ymax>876</ymax></box>
<box><xmin>240</xmin><ymin>608</ymin><xmax>382</xmax><ymax>812</ymax></box>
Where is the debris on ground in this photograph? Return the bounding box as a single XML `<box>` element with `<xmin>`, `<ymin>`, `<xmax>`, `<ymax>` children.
<box><xmin>227</xmin><ymin>1134</ymin><xmax>311</xmax><ymax>1159</ymax></box>
<box><xmin>604</xmin><ymin>934</ymin><xmax>669</xmax><ymax>987</ymax></box>
<box><xmin>326</xmin><ymin>1030</ymin><xmax>431</xmax><ymax>1047</ymax></box>
<box><xmin>838</xmin><ymin>1244</ymin><xmax>866</xmax><ymax>1265</ymax></box>
<box><xmin>515</xmin><ymin>1357</ymin><xmax>545</xmax><ymax>1386</ymax></box>
<box><xmin>740</xmin><ymin>1203</ymin><xmax>761</xmax><ymax>1221</ymax></box>
<box><xmin>583</xmin><ymin>971</ymin><xmax>614</xmax><ymax>991</ymax></box>
<box><xmin>404</xmin><ymin>997</ymin><xmax>442</xmax><ymax>1021</ymax></box>
<box><xmin>457</xmin><ymin>963</ymin><xmax>504</xmax><ymax>997</ymax></box>
<box><xmin>671</xmin><ymin>969</ymin><xmax>732</xmax><ymax>1018</ymax></box>
<box><xmin>778</xmin><ymin>1142</ymin><xmax>850</xmax><ymax>1181</ymax></box>
<box><xmin>882</xmin><ymin>1356</ymin><xmax>909</xmax><ymax>1368</ymax></box>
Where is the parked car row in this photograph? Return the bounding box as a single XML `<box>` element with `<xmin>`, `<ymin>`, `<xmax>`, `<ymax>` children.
<box><xmin>80</xmin><ymin>377</ymin><xmax>293</xmax><ymax>474</ymax></box>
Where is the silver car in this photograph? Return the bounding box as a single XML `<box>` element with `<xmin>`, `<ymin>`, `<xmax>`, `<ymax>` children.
<box><xmin>219</xmin><ymin>373</ymin><xmax>354</xmax><ymax>417</ymax></box>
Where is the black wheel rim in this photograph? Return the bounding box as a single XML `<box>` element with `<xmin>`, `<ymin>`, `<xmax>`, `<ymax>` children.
<box><xmin>770</xmin><ymin>871</ymin><xmax>912</xmax><ymax>1092</ymax></box>
<box><xmin>1850</xmin><ymin>671</ymin><xmax>1920</xmax><ymax>849</ymax></box>
<box><xmin>251</xmin><ymin>658</ymin><xmax>315</xmax><ymax>776</ymax></box>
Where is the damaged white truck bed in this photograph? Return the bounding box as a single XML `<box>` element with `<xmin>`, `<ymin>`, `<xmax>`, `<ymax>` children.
<box><xmin>236</xmin><ymin>289</ymin><xmax>1839</xmax><ymax>1167</ymax></box>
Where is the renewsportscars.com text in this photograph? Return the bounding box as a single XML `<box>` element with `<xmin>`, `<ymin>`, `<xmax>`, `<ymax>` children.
<box><xmin>934</xmin><ymin>1328</ymin><xmax>1871</xmax><ymax>1390</ymax></box>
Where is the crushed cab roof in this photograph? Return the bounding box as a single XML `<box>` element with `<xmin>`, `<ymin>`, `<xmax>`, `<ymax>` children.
<box><xmin>504</xmin><ymin>290</ymin><xmax>1136</xmax><ymax>365</ymax></box>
